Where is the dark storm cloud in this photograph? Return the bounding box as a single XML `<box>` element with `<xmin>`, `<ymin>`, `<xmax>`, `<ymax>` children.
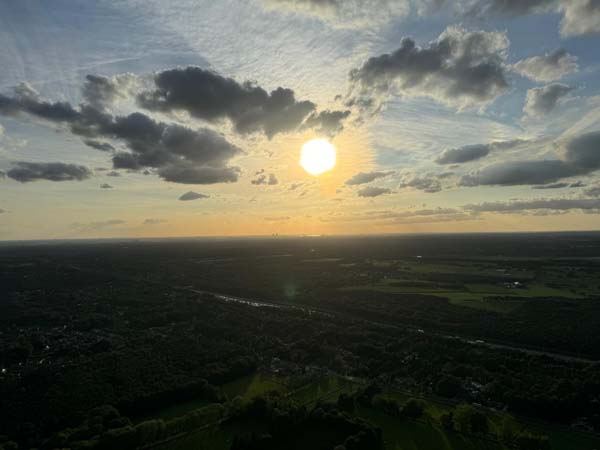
<box><xmin>465</xmin><ymin>197</ymin><xmax>600</xmax><ymax>214</ymax></box>
<box><xmin>513</xmin><ymin>49</ymin><xmax>578</xmax><ymax>82</ymax></box>
<box><xmin>348</xmin><ymin>27</ymin><xmax>510</xmax><ymax>111</ymax></box>
<box><xmin>138</xmin><ymin>67</ymin><xmax>347</xmax><ymax>138</ymax></box>
<box><xmin>345</xmin><ymin>171</ymin><xmax>394</xmax><ymax>186</ymax></box>
<box><xmin>84</xmin><ymin>139</ymin><xmax>115</xmax><ymax>152</ymax></box>
<box><xmin>0</xmin><ymin>85</ymin><xmax>242</xmax><ymax>185</ymax></box>
<box><xmin>6</xmin><ymin>162</ymin><xmax>91</xmax><ymax>183</ymax></box>
<box><xmin>524</xmin><ymin>83</ymin><xmax>573</xmax><ymax>117</ymax></box>
<box><xmin>179</xmin><ymin>191</ymin><xmax>210</xmax><ymax>201</ymax></box>
<box><xmin>357</xmin><ymin>186</ymin><xmax>392</xmax><ymax>197</ymax></box>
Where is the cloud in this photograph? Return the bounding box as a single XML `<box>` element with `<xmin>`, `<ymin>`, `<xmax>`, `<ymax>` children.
<box><xmin>399</xmin><ymin>175</ymin><xmax>442</xmax><ymax>193</ymax></box>
<box><xmin>0</xmin><ymin>82</ymin><xmax>81</xmax><ymax>122</ymax></box>
<box><xmin>0</xmin><ymin>83</ymin><xmax>242</xmax><ymax>185</ymax></box>
<box><xmin>460</xmin><ymin>131</ymin><xmax>600</xmax><ymax>187</ymax></box>
<box><xmin>345</xmin><ymin>170</ymin><xmax>393</xmax><ymax>185</ymax></box>
<box><xmin>524</xmin><ymin>83</ymin><xmax>574</xmax><ymax>117</ymax></box>
<box><xmin>562</xmin><ymin>130</ymin><xmax>600</xmax><ymax>170</ymax></box>
<box><xmin>158</xmin><ymin>164</ymin><xmax>240</xmax><ymax>184</ymax></box>
<box><xmin>458</xmin><ymin>1</ymin><xmax>599</xmax><ymax>38</ymax></box>
<box><xmin>458</xmin><ymin>0</ymin><xmax>554</xmax><ymax>17</ymax></box>
<box><xmin>81</xmin><ymin>74</ymin><xmax>136</xmax><ymax>111</ymax></box>
<box><xmin>435</xmin><ymin>139</ymin><xmax>528</xmax><ymax>164</ymax></box>
<box><xmin>320</xmin><ymin>207</ymin><xmax>473</xmax><ymax>224</ymax></box>
<box><xmin>138</xmin><ymin>67</ymin><xmax>345</xmax><ymax>138</ymax></box>
<box><xmin>84</xmin><ymin>140</ymin><xmax>115</xmax><ymax>152</ymax></box>
<box><xmin>100</xmin><ymin>183</ymin><xmax>113</xmax><ymax>189</ymax></box>
<box><xmin>532</xmin><ymin>182</ymin><xmax>570</xmax><ymax>189</ymax></box>
<box><xmin>179</xmin><ymin>191</ymin><xmax>210</xmax><ymax>201</ymax></box>
<box><xmin>560</xmin><ymin>0</ymin><xmax>600</xmax><ymax>37</ymax></box>
<box><xmin>261</xmin><ymin>0</ymin><xmax>413</xmax><ymax>27</ymax></box>
<box><xmin>460</xmin><ymin>160</ymin><xmax>580</xmax><ymax>186</ymax></box>
<box><xmin>302</xmin><ymin>110</ymin><xmax>351</xmax><ymax>136</ymax></box>
<box><xmin>585</xmin><ymin>185</ymin><xmax>600</xmax><ymax>197</ymax></box>
<box><xmin>357</xmin><ymin>186</ymin><xmax>392</xmax><ymax>197</ymax></box>
<box><xmin>513</xmin><ymin>49</ymin><xmax>578</xmax><ymax>82</ymax></box>
<box><xmin>6</xmin><ymin>162</ymin><xmax>91</xmax><ymax>183</ymax></box>
<box><xmin>251</xmin><ymin>171</ymin><xmax>279</xmax><ymax>185</ymax></box>
<box><xmin>532</xmin><ymin>181</ymin><xmax>585</xmax><ymax>189</ymax></box>
<box><xmin>465</xmin><ymin>197</ymin><xmax>600</xmax><ymax>214</ymax></box>
<box><xmin>348</xmin><ymin>26</ymin><xmax>510</xmax><ymax>112</ymax></box>
<box><xmin>143</xmin><ymin>218</ymin><xmax>167</xmax><ymax>225</ymax></box>
<box><xmin>436</xmin><ymin>144</ymin><xmax>490</xmax><ymax>164</ymax></box>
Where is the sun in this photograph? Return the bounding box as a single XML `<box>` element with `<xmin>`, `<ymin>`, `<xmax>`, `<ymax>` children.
<box><xmin>300</xmin><ymin>139</ymin><xmax>336</xmax><ymax>175</ymax></box>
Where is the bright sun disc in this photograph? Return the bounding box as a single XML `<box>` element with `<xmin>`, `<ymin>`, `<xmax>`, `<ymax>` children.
<box><xmin>300</xmin><ymin>139</ymin><xmax>336</xmax><ymax>175</ymax></box>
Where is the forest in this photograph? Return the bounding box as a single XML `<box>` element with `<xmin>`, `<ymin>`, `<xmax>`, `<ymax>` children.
<box><xmin>1</xmin><ymin>233</ymin><xmax>600</xmax><ymax>449</ymax></box>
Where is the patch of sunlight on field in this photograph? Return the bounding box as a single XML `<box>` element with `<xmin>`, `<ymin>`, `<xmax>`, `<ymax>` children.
<box><xmin>221</xmin><ymin>372</ymin><xmax>286</xmax><ymax>400</ymax></box>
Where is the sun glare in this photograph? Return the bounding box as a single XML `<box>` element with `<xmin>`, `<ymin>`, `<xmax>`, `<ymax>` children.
<box><xmin>300</xmin><ymin>139</ymin><xmax>336</xmax><ymax>176</ymax></box>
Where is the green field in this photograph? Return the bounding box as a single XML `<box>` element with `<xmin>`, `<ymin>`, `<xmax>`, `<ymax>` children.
<box><xmin>155</xmin><ymin>373</ymin><xmax>600</xmax><ymax>450</ymax></box>
<box><xmin>339</xmin><ymin>255</ymin><xmax>592</xmax><ymax>313</ymax></box>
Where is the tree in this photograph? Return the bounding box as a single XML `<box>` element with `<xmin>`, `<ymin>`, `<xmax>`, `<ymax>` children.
<box><xmin>454</xmin><ymin>405</ymin><xmax>488</xmax><ymax>435</ymax></box>
<box><xmin>435</xmin><ymin>375</ymin><xmax>463</xmax><ymax>398</ymax></box>
<box><xmin>515</xmin><ymin>432</ymin><xmax>551</xmax><ymax>450</ymax></box>
<box><xmin>401</xmin><ymin>399</ymin><xmax>425</xmax><ymax>420</ymax></box>
<box><xmin>337</xmin><ymin>393</ymin><xmax>356</xmax><ymax>413</ymax></box>
<box><xmin>440</xmin><ymin>412</ymin><xmax>454</xmax><ymax>431</ymax></box>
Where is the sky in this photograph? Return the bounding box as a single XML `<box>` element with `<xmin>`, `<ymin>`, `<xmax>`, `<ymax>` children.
<box><xmin>1</xmin><ymin>0</ymin><xmax>600</xmax><ymax>240</ymax></box>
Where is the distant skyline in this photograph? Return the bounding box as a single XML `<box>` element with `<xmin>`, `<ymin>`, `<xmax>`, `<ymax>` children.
<box><xmin>1</xmin><ymin>0</ymin><xmax>600</xmax><ymax>240</ymax></box>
